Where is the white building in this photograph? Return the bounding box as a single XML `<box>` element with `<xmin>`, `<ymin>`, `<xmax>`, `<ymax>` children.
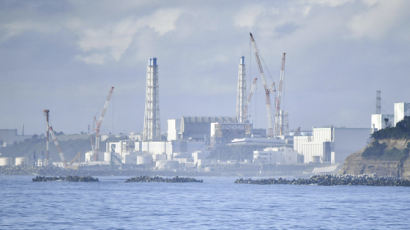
<box><xmin>371</xmin><ymin>114</ymin><xmax>394</xmax><ymax>133</ymax></box>
<box><xmin>294</xmin><ymin>127</ymin><xmax>370</xmax><ymax>164</ymax></box>
<box><xmin>394</xmin><ymin>102</ymin><xmax>410</xmax><ymax>126</ymax></box>
<box><xmin>253</xmin><ymin>147</ymin><xmax>299</xmax><ymax>165</ymax></box>
<box><xmin>105</xmin><ymin>140</ymin><xmax>136</xmax><ymax>164</ymax></box>
<box><xmin>210</xmin><ymin>122</ymin><xmax>251</xmax><ymax>146</ymax></box>
<box><xmin>167</xmin><ymin>119</ymin><xmax>181</xmax><ymax>141</ymax></box>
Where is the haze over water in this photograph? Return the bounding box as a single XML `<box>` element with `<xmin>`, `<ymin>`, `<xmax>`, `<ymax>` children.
<box><xmin>1</xmin><ymin>176</ymin><xmax>409</xmax><ymax>229</ymax></box>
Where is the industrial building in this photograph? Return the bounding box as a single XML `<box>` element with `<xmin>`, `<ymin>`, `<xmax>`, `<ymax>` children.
<box><xmin>253</xmin><ymin>147</ymin><xmax>300</xmax><ymax>165</ymax></box>
<box><xmin>394</xmin><ymin>102</ymin><xmax>410</xmax><ymax>126</ymax></box>
<box><xmin>371</xmin><ymin>114</ymin><xmax>393</xmax><ymax>133</ymax></box>
<box><xmin>210</xmin><ymin>122</ymin><xmax>251</xmax><ymax>146</ymax></box>
<box><xmin>370</xmin><ymin>91</ymin><xmax>410</xmax><ymax>132</ymax></box>
<box><xmin>370</xmin><ymin>90</ymin><xmax>394</xmax><ymax>133</ymax></box>
<box><xmin>293</xmin><ymin>127</ymin><xmax>370</xmax><ymax>164</ymax></box>
<box><xmin>167</xmin><ymin>116</ymin><xmax>237</xmax><ymax>143</ymax></box>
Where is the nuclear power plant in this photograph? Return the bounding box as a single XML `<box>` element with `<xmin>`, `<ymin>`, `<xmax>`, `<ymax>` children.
<box><xmin>3</xmin><ymin>33</ymin><xmax>408</xmax><ymax>176</ymax></box>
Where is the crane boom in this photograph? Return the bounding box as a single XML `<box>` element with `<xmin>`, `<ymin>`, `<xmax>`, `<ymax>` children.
<box><xmin>249</xmin><ymin>33</ymin><xmax>274</xmax><ymax>138</ymax></box>
<box><xmin>49</xmin><ymin>126</ymin><xmax>67</xmax><ymax>167</ymax></box>
<box><xmin>275</xmin><ymin>52</ymin><xmax>286</xmax><ymax>136</ymax></box>
<box><xmin>93</xmin><ymin>86</ymin><xmax>115</xmax><ymax>161</ymax></box>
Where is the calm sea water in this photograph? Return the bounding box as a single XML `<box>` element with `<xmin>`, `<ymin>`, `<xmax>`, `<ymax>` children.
<box><xmin>1</xmin><ymin>176</ymin><xmax>410</xmax><ymax>230</ymax></box>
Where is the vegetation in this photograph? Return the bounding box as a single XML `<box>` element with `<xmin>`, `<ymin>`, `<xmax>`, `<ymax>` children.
<box><xmin>362</xmin><ymin>141</ymin><xmax>387</xmax><ymax>158</ymax></box>
<box><xmin>372</xmin><ymin>116</ymin><xmax>410</xmax><ymax>140</ymax></box>
<box><xmin>1</xmin><ymin>135</ymin><xmax>93</xmax><ymax>162</ymax></box>
<box><xmin>362</xmin><ymin>141</ymin><xmax>409</xmax><ymax>160</ymax></box>
<box><xmin>361</xmin><ymin>116</ymin><xmax>410</xmax><ymax>160</ymax></box>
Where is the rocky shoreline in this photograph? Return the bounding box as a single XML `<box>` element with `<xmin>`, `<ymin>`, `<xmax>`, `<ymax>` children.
<box><xmin>235</xmin><ymin>175</ymin><xmax>410</xmax><ymax>186</ymax></box>
<box><xmin>32</xmin><ymin>176</ymin><xmax>99</xmax><ymax>182</ymax></box>
<box><xmin>125</xmin><ymin>176</ymin><xmax>203</xmax><ymax>183</ymax></box>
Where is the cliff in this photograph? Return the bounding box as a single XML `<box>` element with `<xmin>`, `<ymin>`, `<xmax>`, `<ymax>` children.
<box><xmin>341</xmin><ymin>116</ymin><xmax>410</xmax><ymax>178</ymax></box>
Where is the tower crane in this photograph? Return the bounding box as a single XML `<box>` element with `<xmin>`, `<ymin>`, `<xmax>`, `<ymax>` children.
<box><xmin>93</xmin><ymin>86</ymin><xmax>114</xmax><ymax>161</ymax></box>
<box><xmin>249</xmin><ymin>33</ymin><xmax>275</xmax><ymax>138</ymax></box>
<box><xmin>275</xmin><ymin>52</ymin><xmax>286</xmax><ymax>136</ymax></box>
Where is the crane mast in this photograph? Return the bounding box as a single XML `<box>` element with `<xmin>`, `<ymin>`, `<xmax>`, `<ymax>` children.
<box><xmin>93</xmin><ymin>86</ymin><xmax>114</xmax><ymax>161</ymax></box>
<box><xmin>249</xmin><ymin>33</ymin><xmax>274</xmax><ymax>138</ymax></box>
<box><xmin>275</xmin><ymin>52</ymin><xmax>286</xmax><ymax>136</ymax></box>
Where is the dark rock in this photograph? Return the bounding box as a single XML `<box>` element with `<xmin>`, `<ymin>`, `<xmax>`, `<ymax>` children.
<box><xmin>234</xmin><ymin>175</ymin><xmax>410</xmax><ymax>186</ymax></box>
<box><xmin>125</xmin><ymin>176</ymin><xmax>203</xmax><ymax>183</ymax></box>
<box><xmin>32</xmin><ymin>176</ymin><xmax>99</xmax><ymax>182</ymax></box>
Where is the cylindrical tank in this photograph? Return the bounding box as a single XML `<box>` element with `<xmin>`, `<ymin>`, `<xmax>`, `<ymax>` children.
<box><xmin>15</xmin><ymin>157</ymin><xmax>27</xmax><ymax>166</ymax></box>
<box><xmin>0</xmin><ymin>157</ymin><xmax>11</xmax><ymax>166</ymax></box>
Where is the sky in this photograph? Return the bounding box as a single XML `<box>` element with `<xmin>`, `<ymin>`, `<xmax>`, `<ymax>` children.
<box><xmin>1</xmin><ymin>0</ymin><xmax>410</xmax><ymax>135</ymax></box>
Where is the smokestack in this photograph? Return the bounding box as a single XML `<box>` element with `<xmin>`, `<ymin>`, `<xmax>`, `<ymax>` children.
<box><xmin>236</xmin><ymin>56</ymin><xmax>247</xmax><ymax>123</ymax></box>
<box><xmin>143</xmin><ymin>57</ymin><xmax>161</xmax><ymax>140</ymax></box>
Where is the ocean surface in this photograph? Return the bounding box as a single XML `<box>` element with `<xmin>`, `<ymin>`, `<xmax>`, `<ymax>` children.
<box><xmin>1</xmin><ymin>176</ymin><xmax>410</xmax><ymax>230</ymax></box>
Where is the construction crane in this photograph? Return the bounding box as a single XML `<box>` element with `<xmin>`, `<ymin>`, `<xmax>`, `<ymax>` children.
<box><xmin>48</xmin><ymin>126</ymin><xmax>67</xmax><ymax>167</ymax></box>
<box><xmin>243</xmin><ymin>77</ymin><xmax>258</xmax><ymax>123</ymax></box>
<box><xmin>249</xmin><ymin>32</ymin><xmax>274</xmax><ymax>138</ymax></box>
<box><xmin>93</xmin><ymin>86</ymin><xmax>115</xmax><ymax>161</ymax></box>
<box><xmin>275</xmin><ymin>52</ymin><xmax>286</xmax><ymax>136</ymax></box>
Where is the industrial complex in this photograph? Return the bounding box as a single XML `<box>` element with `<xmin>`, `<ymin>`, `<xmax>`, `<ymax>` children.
<box><xmin>1</xmin><ymin>33</ymin><xmax>409</xmax><ymax>175</ymax></box>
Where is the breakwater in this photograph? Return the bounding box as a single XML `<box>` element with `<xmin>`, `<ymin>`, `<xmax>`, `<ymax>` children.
<box><xmin>125</xmin><ymin>176</ymin><xmax>203</xmax><ymax>183</ymax></box>
<box><xmin>32</xmin><ymin>176</ymin><xmax>99</xmax><ymax>182</ymax></box>
<box><xmin>235</xmin><ymin>175</ymin><xmax>410</xmax><ymax>186</ymax></box>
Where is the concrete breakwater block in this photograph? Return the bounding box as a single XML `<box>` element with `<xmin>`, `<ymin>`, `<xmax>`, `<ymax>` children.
<box><xmin>32</xmin><ymin>176</ymin><xmax>99</xmax><ymax>182</ymax></box>
<box><xmin>125</xmin><ymin>176</ymin><xmax>203</xmax><ymax>183</ymax></box>
<box><xmin>235</xmin><ymin>175</ymin><xmax>410</xmax><ymax>186</ymax></box>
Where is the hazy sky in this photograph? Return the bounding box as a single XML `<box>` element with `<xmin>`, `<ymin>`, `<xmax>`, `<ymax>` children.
<box><xmin>1</xmin><ymin>0</ymin><xmax>410</xmax><ymax>135</ymax></box>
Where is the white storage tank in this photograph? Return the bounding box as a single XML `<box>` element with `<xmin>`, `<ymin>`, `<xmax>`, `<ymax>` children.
<box><xmin>15</xmin><ymin>157</ymin><xmax>27</xmax><ymax>166</ymax></box>
<box><xmin>0</xmin><ymin>157</ymin><xmax>11</xmax><ymax>166</ymax></box>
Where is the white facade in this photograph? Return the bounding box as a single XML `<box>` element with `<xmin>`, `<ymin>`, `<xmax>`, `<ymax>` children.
<box><xmin>294</xmin><ymin>127</ymin><xmax>370</xmax><ymax>164</ymax></box>
<box><xmin>0</xmin><ymin>157</ymin><xmax>11</xmax><ymax>166</ymax></box>
<box><xmin>293</xmin><ymin>136</ymin><xmax>312</xmax><ymax>153</ymax></box>
<box><xmin>253</xmin><ymin>147</ymin><xmax>299</xmax><ymax>165</ymax></box>
<box><xmin>371</xmin><ymin>114</ymin><xmax>394</xmax><ymax>133</ymax></box>
<box><xmin>394</xmin><ymin>102</ymin><xmax>410</xmax><ymax>126</ymax></box>
<box><xmin>143</xmin><ymin>57</ymin><xmax>161</xmax><ymax>141</ymax></box>
<box><xmin>313</xmin><ymin>128</ymin><xmax>333</xmax><ymax>142</ymax></box>
<box><xmin>141</xmin><ymin>141</ymin><xmax>171</xmax><ymax>155</ymax></box>
<box><xmin>167</xmin><ymin>119</ymin><xmax>181</xmax><ymax>141</ymax></box>
<box><xmin>298</xmin><ymin>141</ymin><xmax>332</xmax><ymax>163</ymax></box>
<box><xmin>15</xmin><ymin>157</ymin><xmax>27</xmax><ymax>166</ymax></box>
